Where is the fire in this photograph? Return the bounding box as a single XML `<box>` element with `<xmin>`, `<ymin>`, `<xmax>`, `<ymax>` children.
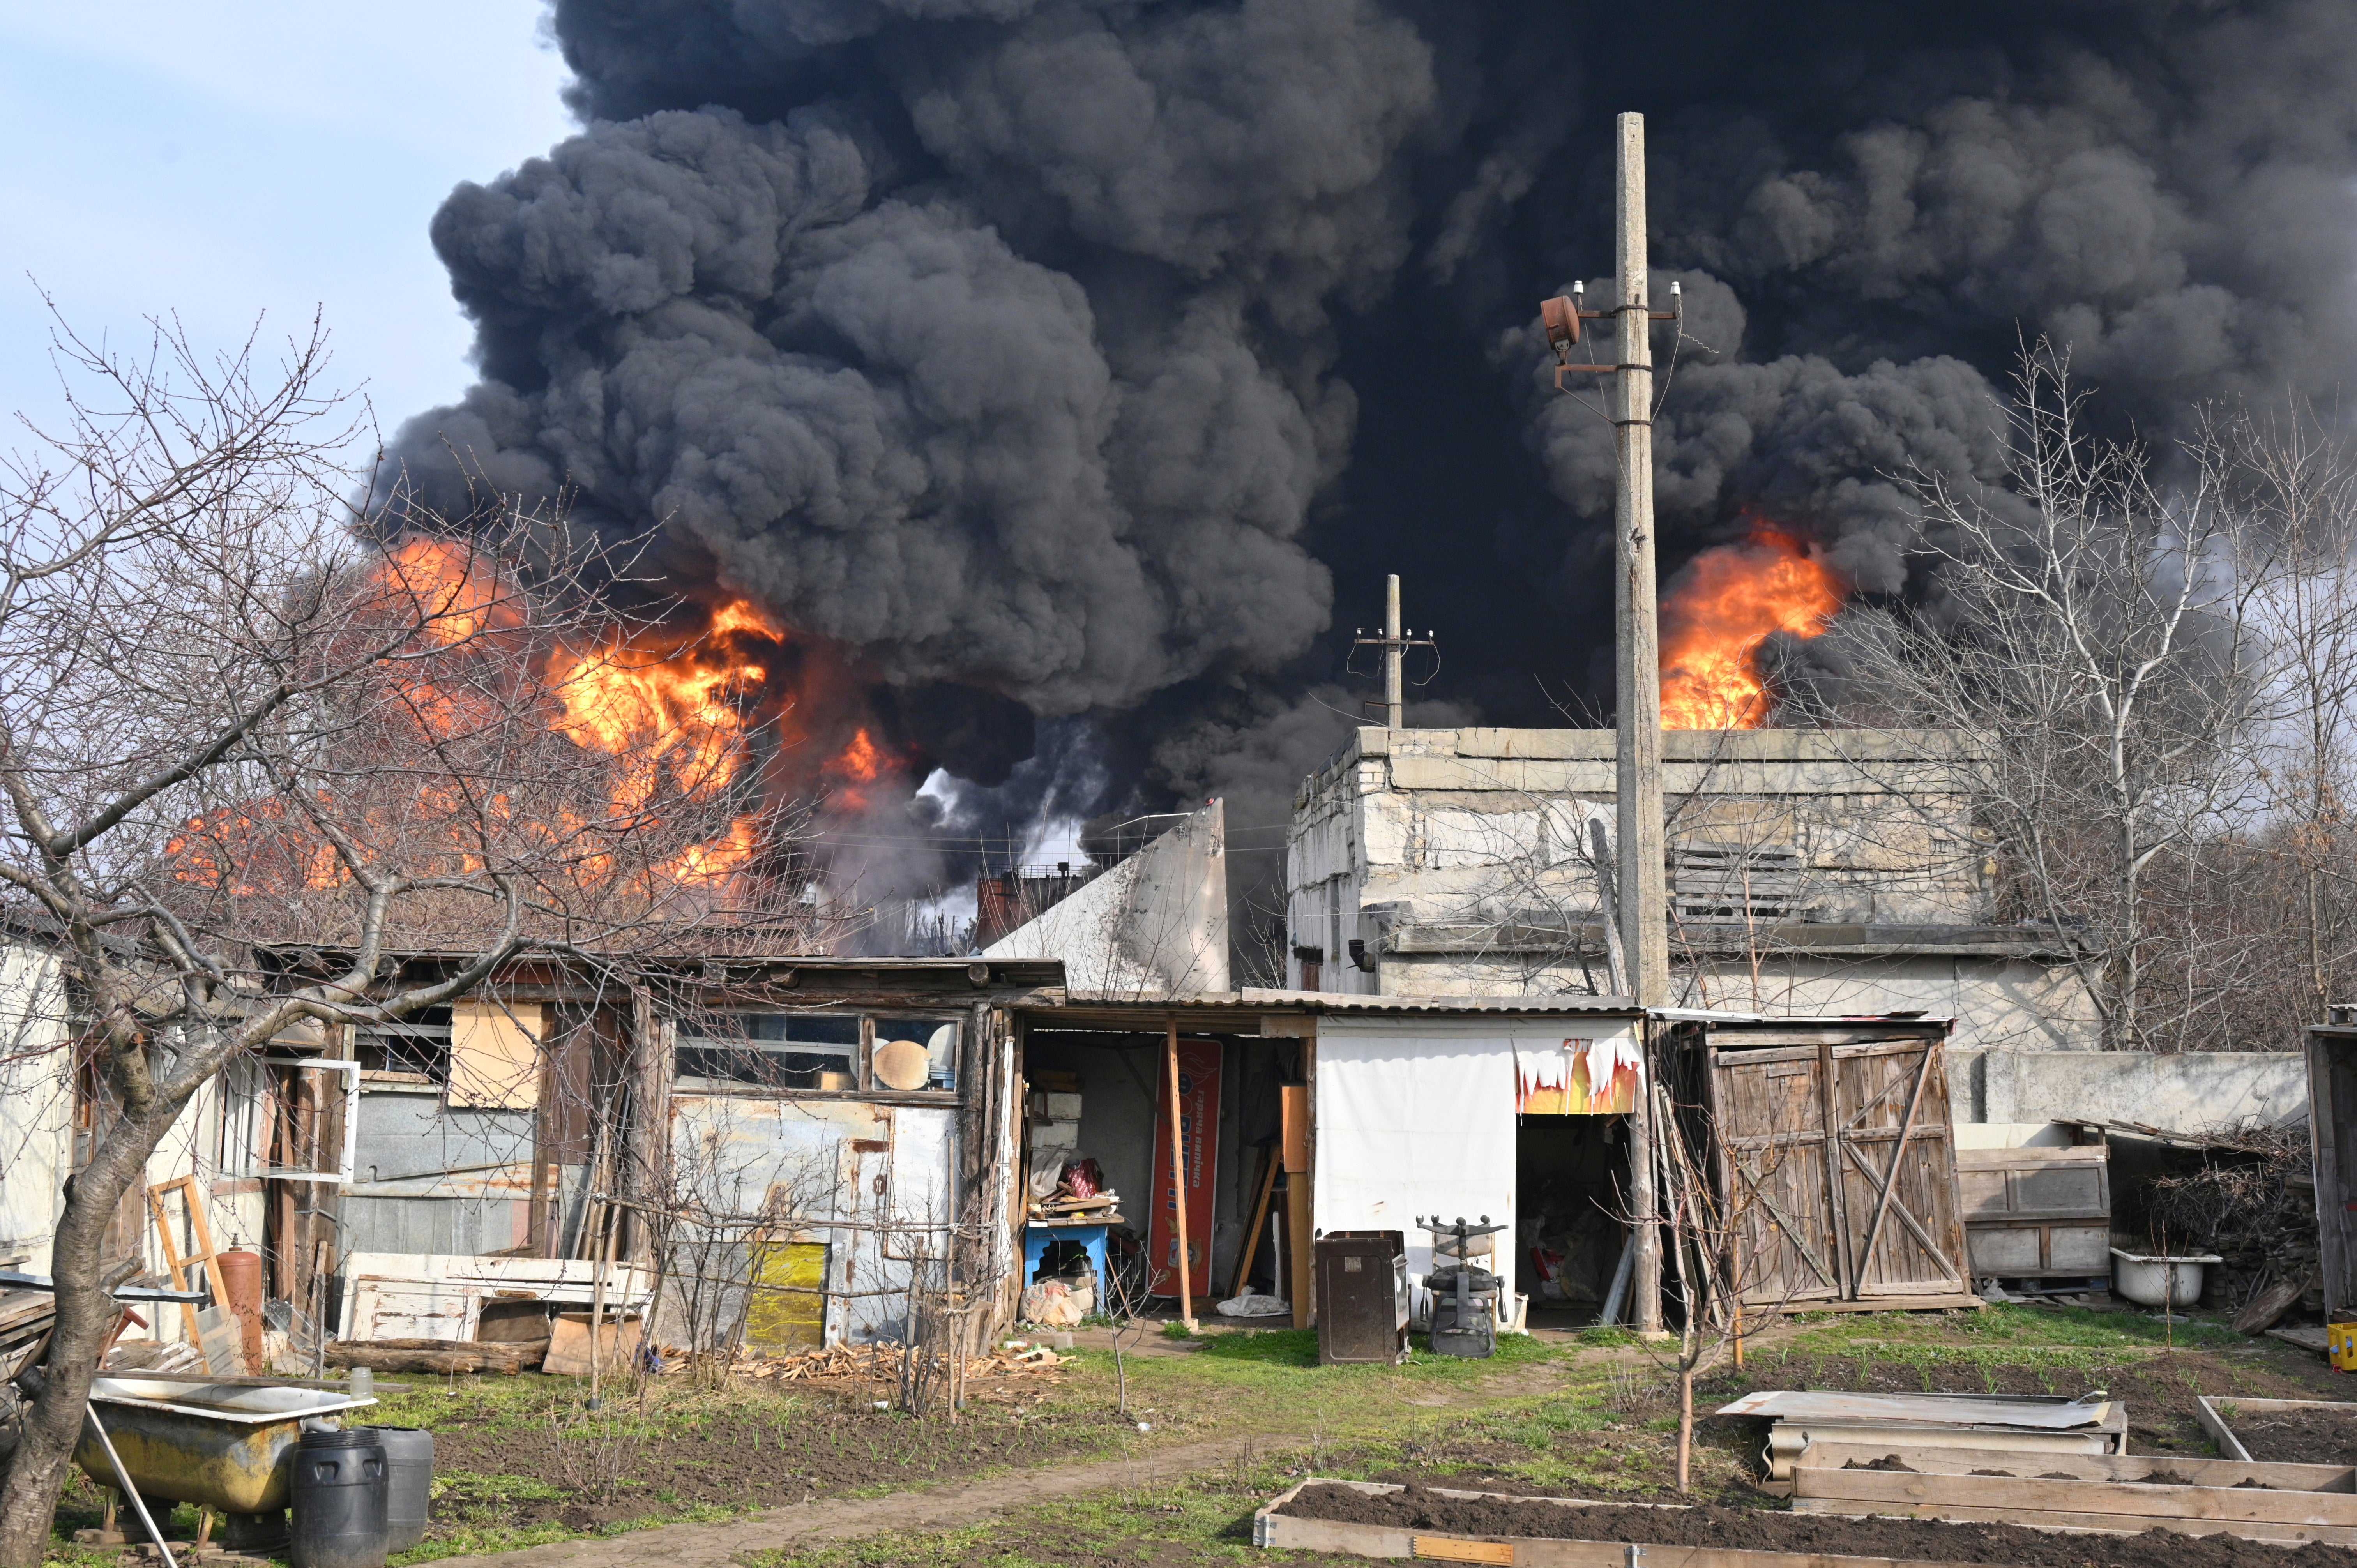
<box><xmin>385</xmin><ymin>535</ymin><xmax>503</xmax><ymax>646</ymax></box>
<box><xmin>177</xmin><ymin>532</ymin><xmax>924</xmax><ymax>912</ymax></box>
<box><xmin>1658</xmin><ymin>525</ymin><xmax>1843</xmax><ymax>728</ymax></box>
<box><xmin>823</xmin><ymin>727</ymin><xmax>887</xmax><ymax>810</ymax></box>
<box><xmin>547</xmin><ymin>606</ymin><xmax>779</xmax><ymax>813</ymax></box>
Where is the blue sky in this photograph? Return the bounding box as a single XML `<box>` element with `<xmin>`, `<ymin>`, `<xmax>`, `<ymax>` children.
<box><xmin>0</xmin><ymin>2</ymin><xmax>574</xmax><ymax>451</ymax></box>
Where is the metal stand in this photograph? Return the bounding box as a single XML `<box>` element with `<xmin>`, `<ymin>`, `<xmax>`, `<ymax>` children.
<box><xmin>1418</xmin><ymin>1215</ymin><xmax>1505</xmax><ymax>1358</ymax></box>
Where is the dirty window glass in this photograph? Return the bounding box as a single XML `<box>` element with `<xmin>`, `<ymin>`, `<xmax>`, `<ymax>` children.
<box><xmin>677</xmin><ymin>1012</ymin><xmax>859</xmax><ymax>1090</ymax></box>
<box><xmin>873</xmin><ymin>1019</ymin><xmax>958</xmax><ymax>1092</ymax></box>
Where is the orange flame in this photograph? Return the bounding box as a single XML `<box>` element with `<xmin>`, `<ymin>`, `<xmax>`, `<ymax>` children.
<box><xmin>823</xmin><ymin>727</ymin><xmax>889</xmax><ymax>809</ymax></box>
<box><xmin>546</xmin><ymin>609</ymin><xmax>777</xmax><ymax>815</ymax></box>
<box><xmin>386</xmin><ymin>536</ymin><xmax>503</xmax><ymax>646</ymax></box>
<box><xmin>181</xmin><ymin>533</ymin><xmax>910</xmax><ymax>907</ymax></box>
<box><xmin>1658</xmin><ymin>526</ymin><xmax>1843</xmax><ymax>729</ymax></box>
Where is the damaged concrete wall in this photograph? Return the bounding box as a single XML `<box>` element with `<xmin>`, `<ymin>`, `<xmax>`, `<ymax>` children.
<box><xmin>985</xmin><ymin>802</ymin><xmax>1229</xmax><ymax>997</ymax></box>
<box><xmin>1950</xmin><ymin>1049</ymin><xmax>2309</xmax><ymax>1134</ymax></box>
<box><xmin>1287</xmin><ymin>727</ymin><xmax>2099</xmax><ymax>1051</ymax></box>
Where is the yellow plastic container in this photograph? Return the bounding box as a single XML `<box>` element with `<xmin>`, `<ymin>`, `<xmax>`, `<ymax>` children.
<box><xmin>2327</xmin><ymin>1322</ymin><xmax>2357</xmax><ymax>1372</ymax></box>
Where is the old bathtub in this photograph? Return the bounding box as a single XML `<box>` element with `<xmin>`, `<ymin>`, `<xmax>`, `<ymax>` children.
<box><xmin>72</xmin><ymin>1377</ymin><xmax>376</xmax><ymax>1514</ymax></box>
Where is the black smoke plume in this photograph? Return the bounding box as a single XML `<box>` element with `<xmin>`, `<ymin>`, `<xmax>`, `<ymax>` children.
<box><xmin>383</xmin><ymin>0</ymin><xmax>2357</xmax><ymax>944</ymax></box>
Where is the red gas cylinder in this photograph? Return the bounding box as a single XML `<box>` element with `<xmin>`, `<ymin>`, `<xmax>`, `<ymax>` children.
<box><xmin>216</xmin><ymin>1248</ymin><xmax>266</xmax><ymax>1374</ymax></box>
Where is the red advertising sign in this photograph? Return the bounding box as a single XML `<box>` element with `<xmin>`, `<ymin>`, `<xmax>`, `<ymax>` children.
<box><xmin>1147</xmin><ymin>1038</ymin><xmax>1222</xmax><ymax>1298</ymax></box>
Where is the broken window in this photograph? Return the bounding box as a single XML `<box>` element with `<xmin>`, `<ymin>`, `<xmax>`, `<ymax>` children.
<box><xmin>355</xmin><ymin>1006</ymin><xmax>452</xmax><ymax>1081</ymax></box>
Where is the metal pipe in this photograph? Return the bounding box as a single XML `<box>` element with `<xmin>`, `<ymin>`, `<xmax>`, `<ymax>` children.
<box><xmin>85</xmin><ymin>1403</ymin><xmax>178</xmax><ymax>1568</ymax></box>
<box><xmin>1599</xmin><ymin>1235</ymin><xmax>1635</xmax><ymax>1326</ymax></box>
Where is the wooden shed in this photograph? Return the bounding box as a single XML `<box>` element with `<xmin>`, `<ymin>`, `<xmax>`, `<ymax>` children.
<box><xmin>2304</xmin><ymin>1015</ymin><xmax>2357</xmax><ymax>1319</ymax></box>
<box><xmin>1659</xmin><ymin>1013</ymin><xmax>1977</xmax><ymax>1312</ymax></box>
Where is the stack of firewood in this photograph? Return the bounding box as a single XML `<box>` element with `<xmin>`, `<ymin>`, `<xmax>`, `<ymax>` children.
<box><xmin>725</xmin><ymin>1340</ymin><xmax>1067</xmax><ymax>1382</ymax></box>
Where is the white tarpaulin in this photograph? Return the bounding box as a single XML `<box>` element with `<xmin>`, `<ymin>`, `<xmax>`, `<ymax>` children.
<box><xmin>1313</xmin><ymin>1023</ymin><xmax>1520</xmax><ymax>1283</ymax></box>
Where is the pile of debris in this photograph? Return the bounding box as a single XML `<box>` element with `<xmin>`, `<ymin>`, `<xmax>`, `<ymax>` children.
<box><xmin>680</xmin><ymin>1340</ymin><xmax>1068</xmax><ymax>1383</ymax></box>
<box><xmin>0</xmin><ymin>1286</ymin><xmax>54</xmax><ymax>1381</ymax></box>
<box><xmin>1027</xmin><ymin>1156</ymin><xmax>1121</xmax><ymax>1225</ymax></box>
<box><xmin>2137</xmin><ymin>1125</ymin><xmax>2320</xmax><ymax>1324</ymax></box>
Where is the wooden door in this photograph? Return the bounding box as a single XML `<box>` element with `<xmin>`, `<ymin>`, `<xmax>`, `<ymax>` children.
<box><xmin>1710</xmin><ymin>1045</ymin><xmax>1846</xmax><ymax>1307</ymax></box>
<box><xmin>1710</xmin><ymin>1033</ymin><xmax>1968</xmax><ymax>1307</ymax></box>
<box><xmin>1829</xmin><ymin>1040</ymin><xmax>1969</xmax><ymax>1298</ymax></box>
<box><xmin>2308</xmin><ymin>1027</ymin><xmax>2357</xmax><ymax>1320</ymax></box>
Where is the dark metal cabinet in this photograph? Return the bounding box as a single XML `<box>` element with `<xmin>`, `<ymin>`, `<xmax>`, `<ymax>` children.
<box><xmin>1315</xmin><ymin>1230</ymin><xmax>1407</xmax><ymax>1364</ymax></box>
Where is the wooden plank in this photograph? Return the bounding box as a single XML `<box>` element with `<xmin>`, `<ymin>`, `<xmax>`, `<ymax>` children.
<box><xmin>1796</xmin><ymin>1441</ymin><xmax>2354</xmax><ymax>1492</ymax></box>
<box><xmin>1251</xmin><ymin>1477</ymin><xmax>2068</xmax><ymax>1568</ymax></box>
<box><xmin>1757</xmin><ymin>1293</ymin><xmax>1984</xmax><ymax>1314</ymax></box>
<box><xmin>2200</xmin><ymin>1396</ymin><xmax>2253</xmax><ymax>1462</ymax></box>
<box><xmin>1791</xmin><ymin>1496</ymin><xmax>2357</xmax><ymax>1546</ymax></box>
<box><xmin>1723</xmin><ymin>1391</ymin><xmax>2112</xmax><ymax>1428</ymax></box>
<box><xmin>1793</xmin><ymin>1464</ymin><xmax>2357</xmax><ymax>1526</ymax></box>
<box><xmin>1414</xmin><ymin>1538</ymin><xmax>1513</xmax><ymax>1563</ymax></box>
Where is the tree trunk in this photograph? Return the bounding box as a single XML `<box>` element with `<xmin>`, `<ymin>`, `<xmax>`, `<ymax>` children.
<box><xmin>0</xmin><ymin>1104</ymin><xmax>175</xmax><ymax>1567</ymax></box>
<box><xmin>1677</xmin><ymin>1363</ymin><xmax>1694</xmax><ymax>1493</ymax></box>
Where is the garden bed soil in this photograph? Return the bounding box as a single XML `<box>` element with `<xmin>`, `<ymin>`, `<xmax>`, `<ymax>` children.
<box><xmin>429</xmin><ymin>1397</ymin><xmax>1133</xmax><ymax>1534</ymax></box>
<box><xmin>1281</xmin><ymin>1482</ymin><xmax>2357</xmax><ymax>1568</ymax></box>
<box><xmin>2231</xmin><ymin>1406</ymin><xmax>2357</xmax><ymax>1467</ymax></box>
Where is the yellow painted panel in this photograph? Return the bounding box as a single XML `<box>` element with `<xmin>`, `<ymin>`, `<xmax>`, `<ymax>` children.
<box><xmin>449</xmin><ymin>1001</ymin><xmax>543</xmax><ymax>1109</ymax></box>
<box><xmin>746</xmin><ymin>1240</ymin><xmax>827</xmax><ymax>1351</ymax></box>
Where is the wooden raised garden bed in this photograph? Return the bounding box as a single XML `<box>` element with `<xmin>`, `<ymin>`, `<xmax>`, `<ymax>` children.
<box><xmin>1256</xmin><ymin>1478</ymin><xmax>2013</xmax><ymax>1568</ymax></box>
<box><xmin>1791</xmin><ymin>1440</ymin><xmax>2357</xmax><ymax>1545</ymax></box>
<box><xmin>2197</xmin><ymin>1395</ymin><xmax>2357</xmax><ymax>1464</ymax></box>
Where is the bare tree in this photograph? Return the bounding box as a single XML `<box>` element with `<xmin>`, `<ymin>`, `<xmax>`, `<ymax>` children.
<box><xmin>0</xmin><ymin>307</ymin><xmax>814</xmax><ymax>1563</ymax></box>
<box><xmin>1809</xmin><ymin>343</ymin><xmax>2283</xmax><ymax>1050</ymax></box>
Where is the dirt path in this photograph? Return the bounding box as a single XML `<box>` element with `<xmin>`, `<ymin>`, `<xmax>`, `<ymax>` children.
<box><xmin>404</xmin><ymin>1429</ymin><xmax>1299</xmax><ymax>1568</ymax></box>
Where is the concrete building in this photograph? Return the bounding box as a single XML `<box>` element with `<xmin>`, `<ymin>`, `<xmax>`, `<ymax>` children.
<box><xmin>981</xmin><ymin>802</ymin><xmax>1230</xmax><ymax>998</ymax></box>
<box><xmin>1286</xmin><ymin>726</ymin><xmax>2102</xmax><ymax>1052</ymax></box>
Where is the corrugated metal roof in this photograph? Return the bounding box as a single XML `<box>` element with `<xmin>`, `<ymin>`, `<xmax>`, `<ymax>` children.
<box><xmin>1649</xmin><ymin>1007</ymin><xmax>1957</xmax><ymax>1026</ymax></box>
<box><xmin>1045</xmin><ymin>987</ymin><xmax>1640</xmax><ymax>1017</ymax></box>
<box><xmin>1235</xmin><ymin>987</ymin><xmax>1640</xmax><ymax>1015</ymax></box>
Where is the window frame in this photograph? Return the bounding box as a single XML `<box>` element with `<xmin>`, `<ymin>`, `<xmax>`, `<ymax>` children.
<box><xmin>670</xmin><ymin>1008</ymin><xmax>964</xmax><ymax>1100</ymax></box>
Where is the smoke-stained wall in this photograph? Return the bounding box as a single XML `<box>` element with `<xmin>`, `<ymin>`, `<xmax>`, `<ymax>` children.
<box><xmin>381</xmin><ymin>0</ymin><xmax>2357</xmax><ymax>924</ymax></box>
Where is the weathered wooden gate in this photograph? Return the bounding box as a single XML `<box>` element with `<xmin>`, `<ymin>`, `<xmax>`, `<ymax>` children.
<box><xmin>1681</xmin><ymin>1020</ymin><xmax>1974</xmax><ymax>1311</ymax></box>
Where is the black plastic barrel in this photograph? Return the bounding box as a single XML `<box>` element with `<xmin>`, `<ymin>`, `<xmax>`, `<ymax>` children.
<box><xmin>290</xmin><ymin>1427</ymin><xmax>388</xmax><ymax>1568</ymax></box>
<box><xmin>371</xmin><ymin>1427</ymin><xmax>434</xmax><ymax>1552</ymax></box>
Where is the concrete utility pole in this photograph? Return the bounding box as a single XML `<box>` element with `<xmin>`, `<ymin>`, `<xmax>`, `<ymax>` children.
<box><xmin>1613</xmin><ymin>114</ymin><xmax>1669</xmax><ymax>1338</ymax></box>
<box><xmin>1353</xmin><ymin>576</ymin><xmax>1435</xmax><ymax>730</ymax></box>
<box><xmin>1539</xmin><ymin>111</ymin><xmax>1678</xmax><ymax>1337</ymax></box>
<box><xmin>1384</xmin><ymin>573</ymin><xmax>1405</xmax><ymax>729</ymax></box>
